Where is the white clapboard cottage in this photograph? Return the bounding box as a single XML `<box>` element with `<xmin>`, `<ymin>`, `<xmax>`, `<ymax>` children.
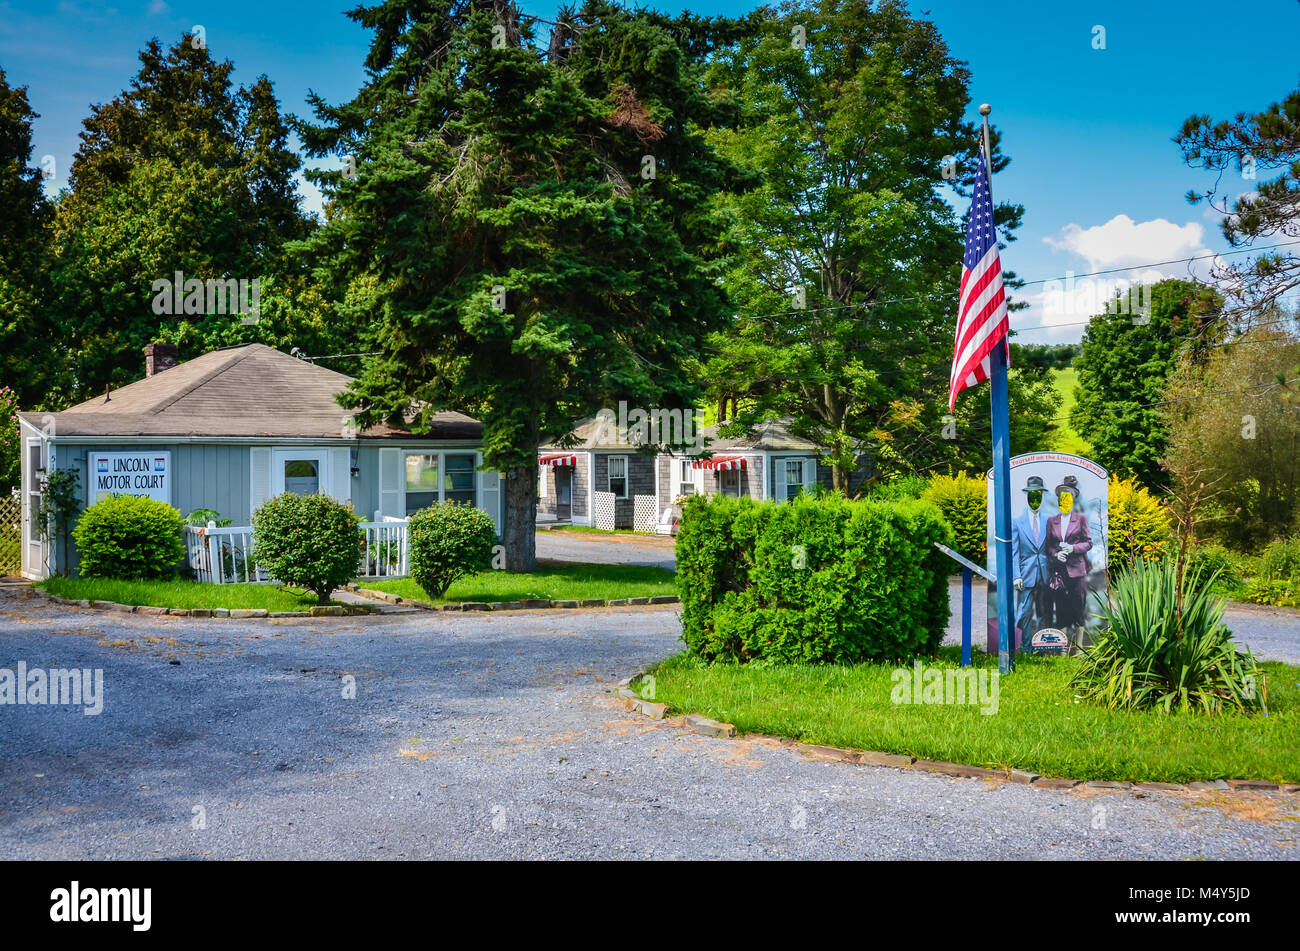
<box><xmin>17</xmin><ymin>343</ymin><xmax>502</xmax><ymax>579</ymax></box>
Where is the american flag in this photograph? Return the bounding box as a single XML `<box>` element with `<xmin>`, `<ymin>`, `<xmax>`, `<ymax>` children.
<box><xmin>948</xmin><ymin>152</ymin><xmax>1009</xmax><ymax>411</ymax></box>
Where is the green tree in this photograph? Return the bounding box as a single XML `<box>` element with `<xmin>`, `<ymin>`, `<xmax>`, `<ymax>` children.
<box><xmin>0</xmin><ymin>68</ymin><xmax>55</xmax><ymax>407</ymax></box>
<box><xmin>697</xmin><ymin>0</ymin><xmax>1027</xmax><ymax>492</ymax></box>
<box><xmin>1161</xmin><ymin>323</ymin><xmax>1300</xmax><ymax>549</ymax></box>
<box><xmin>296</xmin><ymin>0</ymin><xmax>743</xmax><ymax>570</ymax></box>
<box><xmin>48</xmin><ymin>36</ymin><xmax>324</xmax><ymax>401</ymax></box>
<box><xmin>1177</xmin><ymin>86</ymin><xmax>1300</xmax><ymax>320</ymax></box>
<box><xmin>1</xmin><ymin>386</ymin><xmax>19</xmax><ymax>491</ymax></box>
<box><xmin>1070</xmin><ymin>279</ymin><xmax>1222</xmax><ymax>488</ymax></box>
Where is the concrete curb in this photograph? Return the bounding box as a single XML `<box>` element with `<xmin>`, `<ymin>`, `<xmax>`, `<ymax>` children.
<box><xmin>614</xmin><ymin>671</ymin><xmax>1297</xmax><ymax>798</ymax></box>
<box><xmin>346</xmin><ymin>584</ymin><xmax>679</xmax><ymax>613</ymax></box>
<box><xmin>38</xmin><ymin>591</ymin><xmax>373</xmax><ymax>619</ymax></box>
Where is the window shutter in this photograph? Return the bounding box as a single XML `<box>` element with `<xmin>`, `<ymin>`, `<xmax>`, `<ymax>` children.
<box><xmin>773</xmin><ymin>458</ymin><xmax>787</xmax><ymax>501</ymax></box>
<box><xmin>693</xmin><ymin>463</ymin><xmax>705</xmax><ymax>495</ymax></box>
<box><xmin>249</xmin><ymin>447</ymin><xmax>272</xmax><ymax>517</ymax></box>
<box><xmin>477</xmin><ymin>456</ymin><xmax>503</xmax><ymax>538</ymax></box>
<box><xmin>803</xmin><ymin>459</ymin><xmax>817</xmax><ymax>493</ymax></box>
<box><xmin>538</xmin><ymin>462</ymin><xmax>547</xmax><ymax>498</ymax></box>
<box><xmin>379</xmin><ymin>448</ymin><xmax>401</xmax><ymax>517</ymax></box>
<box><xmin>329</xmin><ymin>448</ymin><xmax>351</xmax><ymax>505</ymax></box>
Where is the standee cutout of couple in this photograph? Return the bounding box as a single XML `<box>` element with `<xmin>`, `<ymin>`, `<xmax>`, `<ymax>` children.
<box><xmin>1010</xmin><ymin>473</ymin><xmax>1091</xmax><ymax>646</ymax></box>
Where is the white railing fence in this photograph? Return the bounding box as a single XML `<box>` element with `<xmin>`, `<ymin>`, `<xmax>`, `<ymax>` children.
<box><xmin>360</xmin><ymin>519</ymin><xmax>408</xmax><ymax>579</ymax></box>
<box><xmin>184</xmin><ymin>518</ymin><xmax>410</xmax><ymax>585</ymax></box>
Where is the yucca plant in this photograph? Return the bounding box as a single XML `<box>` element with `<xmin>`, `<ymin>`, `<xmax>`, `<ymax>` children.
<box><xmin>1071</xmin><ymin>558</ymin><xmax>1266</xmax><ymax>714</ymax></box>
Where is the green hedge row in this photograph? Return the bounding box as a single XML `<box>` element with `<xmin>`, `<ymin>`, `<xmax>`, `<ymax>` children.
<box><xmin>675</xmin><ymin>494</ymin><xmax>954</xmax><ymax>664</ymax></box>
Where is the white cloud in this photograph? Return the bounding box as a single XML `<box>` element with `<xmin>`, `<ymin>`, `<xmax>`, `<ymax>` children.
<box><xmin>1044</xmin><ymin>214</ymin><xmax>1210</xmax><ymax>272</ymax></box>
<box><xmin>1012</xmin><ymin>215</ymin><xmax>1222</xmax><ymax>343</ymax></box>
<box><xmin>148</xmin><ymin>0</ymin><xmax>169</xmax><ymax>15</ymax></box>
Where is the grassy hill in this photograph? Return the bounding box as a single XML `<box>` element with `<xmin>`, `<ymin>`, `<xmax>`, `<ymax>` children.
<box><xmin>1049</xmin><ymin>366</ymin><xmax>1090</xmax><ymax>455</ymax></box>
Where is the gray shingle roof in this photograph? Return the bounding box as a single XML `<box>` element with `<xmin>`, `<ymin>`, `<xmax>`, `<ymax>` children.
<box><xmin>680</xmin><ymin>417</ymin><xmax>820</xmax><ymax>453</ymax></box>
<box><xmin>541</xmin><ymin>414</ymin><xmax>822</xmax><ymax>454</ymax></box>
<box><xmin>21</xmin><ymin>344</ymin><xmax>482</xmax><ymax>440</ymax></box>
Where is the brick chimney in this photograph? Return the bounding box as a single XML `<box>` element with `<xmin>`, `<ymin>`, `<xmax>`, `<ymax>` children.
<box><xmin>145</xmin><ymin>342</ymin><xmax>179</xmax><ymax>377</ymax></box>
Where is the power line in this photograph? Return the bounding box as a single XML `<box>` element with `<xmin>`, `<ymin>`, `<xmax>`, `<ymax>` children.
<box><xmin>729</xmin><ymin>239</ymin><xmax>1300</xmax><ymax>326</ymax></box>
<box><xmin>1051</xmin><ymin>376</ymin><xmax>1300</xmax><ymax>426</ymax></box>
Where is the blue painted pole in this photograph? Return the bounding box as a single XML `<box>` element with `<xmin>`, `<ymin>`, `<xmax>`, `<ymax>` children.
<box><xmin>981</xmin><ymin>104</ymin><xmax>1016</xmax><ymax>674</ymax></box>
<box><xmin>961</xmin><ymin>565</ymin><xmax>972</xmax><ymax>667</ymax></box>
<box><xmin>990</xmin><ymin>344</ymin><xmax>1015</xmax><ymax>673</ymax></box>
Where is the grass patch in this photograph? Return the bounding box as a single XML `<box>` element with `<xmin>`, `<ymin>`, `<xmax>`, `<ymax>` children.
<box><xmin>367</xmin><ymin>561</ymin><xmax>676</xmax><ymax>603</ymax></box>
<box><xmin>39</xmin><ymin>576</ymin><xmax>326</xmax><ymax>612</ymax></box>
<box><xmin>1049</xmin><ymin>367</ymin><xmax>1090</xmax><ymax>456</ymax></box>
<box><xmin>646</xmin><ymin>648</ymin><xmax>1300</xmax><ymax>783</ymax></box>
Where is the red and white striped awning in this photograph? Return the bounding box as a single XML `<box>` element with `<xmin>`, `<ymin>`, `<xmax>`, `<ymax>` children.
<box><xmin>693</xmin><ymin>455</ymin><xmax>747</xmax><ymax>471</ymax></box>
<box><xmin>538</xmin><ymin>454</ymin><xmax>577</xmax><ymax>467</ymax></box>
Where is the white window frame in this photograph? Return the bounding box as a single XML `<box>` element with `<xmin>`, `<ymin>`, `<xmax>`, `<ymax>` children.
<box><xmin>720</xmin><ymin>468</ymin><xmax>741</xmax><ymax>497</ymax></box>
<box><xmin>401</xmin><ymin>450</ymin><xmax>479</xmax><ymax>515</ymax></box>
<box><xmin>784</xmin><ymin>459</ymin><xmax>804</xmax><ymax>500</ymax></box>
<box><xmin>677</xmin><ymin>459</ymin><xmax>695</xmax><ymax>497</ymax></box>
<box><xmin>272</xmin><ymin>448</ymin><xmax>331</xmax><ymax>498</ymax></box>
<box><xmin>607</xmin><ymin>454</ymin><xmax>629</xmax><ymax>500</ymax></box>
<box><xmin>773</xmin><ymin>455</ymin><xmax>816</xmax><ymax>502</ymax></box>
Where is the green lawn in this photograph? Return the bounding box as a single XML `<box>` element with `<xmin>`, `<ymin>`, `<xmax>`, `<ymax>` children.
<box><xmin>39</xmin><ymin>576</ymin><xmax>326</xmax><ymax>612</ymax></box>
<box><xmin>1049</xmin><ymin>367</ymin><xmax>1091</xmax><ymax>455</ymax></box>
<box><xmin>366</xmin><ymin>561</ymin><xmax>677</xmax><ymax>604</ymax></box>
<box><xmin>644</xmin><ymin>648</ymin><xmax>1300</xmax><ymax>783</ymax></box>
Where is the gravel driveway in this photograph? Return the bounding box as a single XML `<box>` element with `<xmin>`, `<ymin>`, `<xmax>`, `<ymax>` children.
<box><xmin>1</xmin><ymin>585</ymin><xmax>1295</xmax><ymax>860</ymax></box>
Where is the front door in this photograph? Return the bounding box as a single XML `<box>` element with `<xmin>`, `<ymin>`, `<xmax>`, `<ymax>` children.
<box><xmin>555</xmin><ymin>468</ymin><xmax>572</xmax><ymax>520</ymax></box>
<box><xmin>23</xmin><ymin>438</ymin><xmax>46</xmax><ymax>578</ymax></box>
<box><xmin>272</xmin><ymin>449</ymin><xmax>329</xmax><ymax>498</ymax></box>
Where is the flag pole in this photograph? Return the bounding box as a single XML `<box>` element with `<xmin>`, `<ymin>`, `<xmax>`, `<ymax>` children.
<box><xmin>981</xmin><ymin>102</ymin><xmax>1016</xmax><ymax>674</ymax></box>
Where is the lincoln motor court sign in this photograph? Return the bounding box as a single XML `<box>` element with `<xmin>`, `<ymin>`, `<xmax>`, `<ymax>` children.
<box><xmin>88</xmin><ymin>451</ymin><xmax>172</xmax><ymax>505</ymax></box>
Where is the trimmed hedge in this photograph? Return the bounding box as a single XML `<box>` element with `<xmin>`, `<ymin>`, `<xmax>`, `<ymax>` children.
<box><xmin>407</xmin><ymin>502</ymin><xmax>497</xmax><ymax>598</ymax></box>
<box><xmin>72</xmin><ymin>494</ymin><xmax>186</xmax><ymax>580</ymax></box>
<box><xmin>251</xmin><ymin>493</ymin><xmax>362</xmax><ymax>604</ymax></box>
<box><xmin>1108</xmin><ymin>477</ymin><xmax>1172</xmax><ymax>567</ymax></box>
<box><xmin>676</xmin><ymin>493</ymin><xmax>954</xmax><ymax>665</ymax></box>
<box><xmin>919</xmin><ymin>470</ymin><xmax>986</xmax><ymax>565</ymax></box>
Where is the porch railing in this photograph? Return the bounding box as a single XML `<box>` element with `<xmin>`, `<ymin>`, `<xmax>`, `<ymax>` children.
<box><xmin>184</xmin><ymin>518</ymin><xmax>410</xmax><ymax>585</ymax></box>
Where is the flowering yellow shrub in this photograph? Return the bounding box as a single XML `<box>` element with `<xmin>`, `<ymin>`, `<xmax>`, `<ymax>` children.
<box><xmin>1108</xmin><ymin>477</ymin><xmax>1172</xmax><ymax>567</ymax></box>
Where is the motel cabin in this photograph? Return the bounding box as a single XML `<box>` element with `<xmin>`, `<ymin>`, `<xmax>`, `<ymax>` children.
<box><xmin>536</xmin><ymin>416</ymin><xmax>658</xmax><ymax>530</ymax></box>
<box><xmin>17</xmin><ymin>343</ymin><xmax>504</xmax><ymax>579</ymax></box>
<box><xmin>653</xmin><ymin>417</ymin><xmax>874</xmax><ymax>517</ymax></box>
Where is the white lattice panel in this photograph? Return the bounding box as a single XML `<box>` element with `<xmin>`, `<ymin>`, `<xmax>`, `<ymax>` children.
<box><xmin>593</xmin><ymin>491</ymin><xmax>617</xmax><ymax>531</ymax></box>
<box><xmin>633</xmin><ymin>495</ymin><xmax>657</xmax><ymax>533</ymax></box>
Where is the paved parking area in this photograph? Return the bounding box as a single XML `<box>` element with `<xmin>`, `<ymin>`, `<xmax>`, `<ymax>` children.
<box><xmin>1</xmin><ymin>586</ymin><xmax>1295</xmax><ymax>860</ymax></box>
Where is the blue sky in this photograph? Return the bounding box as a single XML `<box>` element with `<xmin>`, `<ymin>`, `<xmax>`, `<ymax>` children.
<box><xmin>2</xmin><ymin>0</ymin><xmax>1297</xmax><ymax>341</ymax></box>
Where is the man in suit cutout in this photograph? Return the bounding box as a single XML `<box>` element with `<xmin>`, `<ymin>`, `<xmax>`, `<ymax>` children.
<box><xmin>1012</xmin><ymin>475</ymin><xmax>1051</xmax><ymax>645</ymax></box>
<box><xmin>1045</xmin><ymin>475</ymin><xmax>1092</xmax><ymax>637</ymax></box>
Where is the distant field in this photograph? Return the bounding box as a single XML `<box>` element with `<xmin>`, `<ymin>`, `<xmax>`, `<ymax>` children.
<box><xmin>1049</xmin><ymin>367</ymin><xmax>1090</xmax><ymax>455</ymax></box>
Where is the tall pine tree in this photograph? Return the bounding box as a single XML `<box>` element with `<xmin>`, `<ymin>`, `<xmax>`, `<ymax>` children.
<box><xmin>698</xmin><ymin>0</ymin><xmax>1039</xmax><ymax>489</ymax></box>
<box><xmin>0</xmin><ymin>68</ymin><xmax>54</xmax><ymax>407</ymax></box>
<box><xmin>297</xmin><ymin>0</ymin><xmax>743</xmax><ymax>569</ymax></box>
<box><xmin>50</xmin><ymin>35</ymin><xmax>320</xmax><ymax>400</ymax></box>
